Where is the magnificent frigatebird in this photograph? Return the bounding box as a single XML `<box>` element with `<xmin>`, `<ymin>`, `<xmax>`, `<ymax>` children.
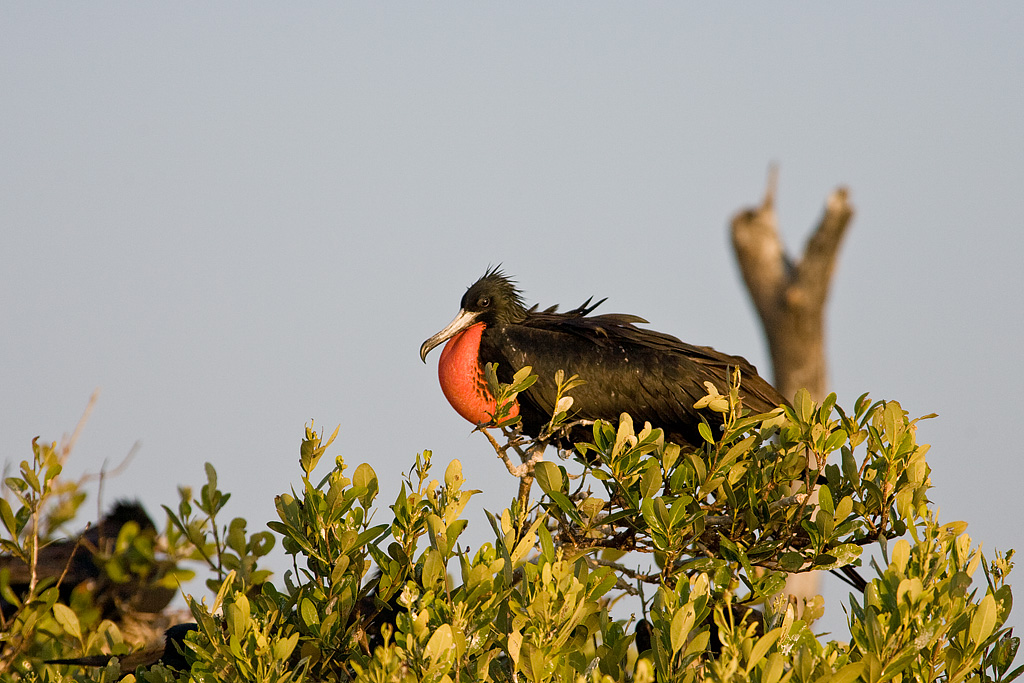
<box><xmin>419</xmin><ymin>268</ymin><xmax>787</xmax><ymax>447</ymax></box>
<box><xmin>420</xmin><ymin>270</ymin><xmax>869</xmax><ymax>593</ymax></box>
<box><xmin>0</xmin><ymin>500</ymin><xmax>176</xmax><ymax>620</ymax></box>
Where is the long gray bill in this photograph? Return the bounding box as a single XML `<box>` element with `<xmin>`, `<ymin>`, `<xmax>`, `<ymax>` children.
<box><xmin>419</xmin><ymin>308</ymin><xmax>481</xmax><ymax>362</ymax></box>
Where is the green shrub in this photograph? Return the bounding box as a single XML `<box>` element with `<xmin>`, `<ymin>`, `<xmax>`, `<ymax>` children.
<box><xmin>1</xmin><ymin>373</ymin><xmax>1017</xmax><ymax>682</ymax></box>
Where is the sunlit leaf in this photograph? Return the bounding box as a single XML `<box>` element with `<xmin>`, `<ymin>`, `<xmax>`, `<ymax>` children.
<box><xmin>52</xmin><ymin>603</ymin><xmax>81</xmax><ymax>641</ymax></box>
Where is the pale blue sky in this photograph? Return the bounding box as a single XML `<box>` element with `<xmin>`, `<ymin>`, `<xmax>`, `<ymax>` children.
<box><xmin>2</xmin><ymin>4</ymin><xmax>1022</xmax><ymax>637</ymax></box>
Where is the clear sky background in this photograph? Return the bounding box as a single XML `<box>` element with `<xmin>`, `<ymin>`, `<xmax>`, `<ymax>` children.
<box><xmin>2</xmin><ymin>4</ymin><xmax>1022</xmax><ymax>638</ymax></box>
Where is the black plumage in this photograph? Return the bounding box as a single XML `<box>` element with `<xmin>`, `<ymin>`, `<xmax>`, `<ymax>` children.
<box><xmin>0</xmin><ymin>500</ymin><xmax>175</xmax><ymax>620</ymax></box>
<box><xmin>420</xmin><ymin>269</ymin><xmax>787</xmax><ymax>447</ymax></box>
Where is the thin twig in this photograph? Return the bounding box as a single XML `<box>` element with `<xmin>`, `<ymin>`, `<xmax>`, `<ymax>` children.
<box><xmin>88</xmin><ymin>441</ymin><xmax>142</xmax><ymax>514</ymax></box>
<box><xmin>587</xmin><ymin>557</ymin><xmax>662</xmax><ymax>584</ymax></box>
<box><xmin>60</xmin><ymin>390</ymin><xmax>100</xmax><ymax>465</ymax></box>
<box><xmin>53</xmin><ymin>524</ymin><xmax>91</xmax><ymax>594</ymax></box>
<box><xmin>768</xmin><ymin>493</ymin><xmax>810</xmax><ymax>511</ymax></box>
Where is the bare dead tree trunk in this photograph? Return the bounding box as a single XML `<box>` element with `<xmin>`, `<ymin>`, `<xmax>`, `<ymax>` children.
<box><xmin>731</xmin><ymin>169</ymin><xmax>854</xmax><ymax>401</ymax></box>
<box><xmin>730</xmin><ymin>168</ymin><xmax>854</xmax><ymax>606</ymax></box>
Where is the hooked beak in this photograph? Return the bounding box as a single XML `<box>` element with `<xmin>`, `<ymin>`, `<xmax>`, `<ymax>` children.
<box><xmin>419</xmin><ymin>309</ymin><xmax>481</xmax><ymax>362</ymax></box>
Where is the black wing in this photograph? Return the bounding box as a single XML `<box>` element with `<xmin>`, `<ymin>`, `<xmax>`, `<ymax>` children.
<box><xmin>481</xmin><ymin>308</ymin><xmax>785</xmax><ymax>446</ymax></box>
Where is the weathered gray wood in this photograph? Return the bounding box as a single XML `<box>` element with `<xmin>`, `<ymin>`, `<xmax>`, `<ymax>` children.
<box><xmin>731</xmin><ymin>169</ymin><xmax>853</xmax><ymax>403</ymax></box>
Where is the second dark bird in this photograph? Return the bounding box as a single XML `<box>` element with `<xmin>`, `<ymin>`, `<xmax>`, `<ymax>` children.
<box><xmin>420</xmin><ymin>269</ymin><xmax>787</xmax><ymax>447</ymax></box>
<box><xmin>0</xmin><ymin>501</ymin><xmax>175</xmax><ymax>620</ymax></box>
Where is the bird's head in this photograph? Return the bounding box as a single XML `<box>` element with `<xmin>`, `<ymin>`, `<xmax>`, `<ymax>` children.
<box><xmin>420</xmin><ymin>267</ymin><xmax>527</xmax><ymax>362</ymax></box>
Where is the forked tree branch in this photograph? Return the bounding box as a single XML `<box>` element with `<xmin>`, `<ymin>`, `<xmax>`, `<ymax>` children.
<box><xmin>730</xmin><ymin>168</ymin><xmax>854</xmax><ymax>402</ymax></box>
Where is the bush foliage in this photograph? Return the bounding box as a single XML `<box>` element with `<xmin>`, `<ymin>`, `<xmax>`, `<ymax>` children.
<box><xmin>0</xmin><ymin>372</ymin><xmax>1017</xmax><ymax>682</ymax></box>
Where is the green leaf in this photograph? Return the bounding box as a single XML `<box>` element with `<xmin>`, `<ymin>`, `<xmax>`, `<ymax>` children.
<box><xmin>423</xmin><ymin>548</ymin><xmax>446</xmax><ymax>587</ymax></box>
<box><xmin>204</xmin><ymin>462</ymin><xmax>218</xmax><ymax>497</ymax></box>
<box><xmin>756</xmin><ymin>571</ymin><xmax>788</xmax><ymax>598</ymax></box>
<box><xmin>898</xmin><ymin>581</ymin><xmax>925</xmax><ymax>614</ymax></box>
<box><xmin>510</xmin><ymin>516</ymin><xmax>545</xmax><ymax>564</ymax></box>
<box><xmin>226</xmin><ymin>594</ymin><xmax>251</xmax><ymax>638</ymax></box>
<box><xmin>1002</xmin><ymin>665</ymin><xmax>1024</xmax><ymax>683</ymax></box>
<box><xmin>577</xmin><ymin>496</ymin><xmax>605</xmax><ymax>523</ymax></box>
<box><xmin>355</xmin><ymin>523</ymin><xmax>391</xmax><ymax>550</ymax></box>
<box><xmin>353</xmin><ymin>462</ymin><xmax>378</xmax><ymax>505</ymax></box>
<box><xmin>819</xmin><ymin>484</ymin><xmax>834</xmax><ymax>515</ymax></box>
<box><xmin>835</xmin><ymin>495</ymin><xmax>854</xmax><ymax>523</ymax></box>
<box><xmin>511</xmin><ymin>366</ymin><xmax>537</xmax><ymax>390</ymax></box>
<box><xmin>534</xmin><ymin>461</ymin><xmax>563</xmax><ymax>494</ymax></box>
<box><xmin>794</xmin><ymin>388</ymin><xmax>813</xmax><ymax>424</ymax></box>
<box><xmin>426</xmin><ymin>513</ymin><xmax>447</xmax><ymax>554</ymax></box>
<box><xmin>22</xmin><ymin>467</ymin><xmax>40</xmax><ymax>493</ymax></box>
<box><xmin>779</xmin><ymin>552</ymin><xmax>805</xmax><ymax>572</ymax></box>
<box><xmin>841</xmin><ymin>447</ymin><xmax>860</xmax><ymax>485</ymax></box>
<box><xmin>547</xmin><ymin>491</ymin><xmax>583</xmax><ymax>525</ymax></box>
<box><xmin>640</xmin><ymin>461</ymin><xmax>663</xmax><ymax>499</ymax></box>
<box><xmin>883</xmin><ymin>401</ymin><xmax>904</xmax><ymax>443</ymax></box>
<box><xmin>52</xmin><ymin>603</ymin><xmax>81</xmax><ymax>641</ymax></box>
<box><xmin>684</xmin><ymin>630</ymin><xmax>711</xmax><ymax>658</ymax></box>
<box><xmin>718</xmin><ymin>535</ymin><xmax>748</xmax><ymax>568</ymax></box>
<box><xmin>601</xmin><ymin>508</ymin><xmax>640</xmax><ymax>527</ymax></box>
<box><xmin>994</xmin><ymin>635</ymin><xmax>1020</xmax><ymax>676</ymax></box>
<box><xmin>880</xmin><ymin>647</ymin><xmax>923</xmax><ymax>680</ymax></box>
<box><xmin>971</xmin><ymin>593</ymin><xmax>998</xmax><ymax>645</ymax></box>
<box><xmin>662</xmin><ymin>443</ymin><xmax>680</xmax><ymax>472</ymax></box>
<box><xmin>0</xmin><ymin>575</ymin><xmax>21</xmax><ymax>607</ymax></box>
<box><xmin>274</xmin><ymin>632</ymin><xmax>299</xmax><ymax>661</ymax></box>
<box><xmin>614</xmin><ymin>413</ymin><xmax>635</xmax><ymax>455</ymax></box>
<box><xmin>538</xmin><ymin>523</ymin><xmax>555</xmax><ymax>560</ymax></box>
<box><xmin>698</xmin><ymin>422</ymin><xmax>714</xmax><ymax>444</ymax></box>
<box><xmin>831</xmin><ymin>661</ymin><xmax>866</xmax><ymax>683</ymax></box>
<box><xmin>44</xmin><ymin>462</ymin><xmax>62</xmax><ymax>485</ymax></box>
<box><xmin>443</xmin><ymin>459</ymin><xmax>463</xmax><ymax>490</ymax></box>
<box><xmin>425</xmin><ymin>624</ymin><xmax>454</xmax><ymax>661</ymax></box>
<box><xmin>507</xmin><ymin>629</ymin><xmax>522</xmax><ymax>666</ymax></box>
<box><xmin>746</xmin><ymin>628</ymin><xmax>782</xmax><ymax>673</ymax></box>
<box><xmin>0</xmin><ymin>498</ymin><xmax>16</xmax><ymax>538</ymax></box>
<box><xmin>825</xmin><ymin>544</ymin><xmax>863</xmax><ymax>568</ymax></box>
<box><xmin>891</xmin><ymin>539</ymin><xmax>910</xmax><ymax>574</ymax></box>
<box><xmin>823</xmin><ymin>428</ymin><xmax>848</xmax><ymax>454</ymax></box>
<box><xmin>670</xmin><ymin>608</ymin><xmax>691</xmax><ymax>654</ymax></box>
<box><xmin>300</xmin><ymin>597</ymin><xmax>320</xmax><ymax>628</ymax></box>
<box><xmin>722</xmin><ymin>436</ymin><xmax>755</xmax><ymax>469</ymax></box>
<box><xmin>762</xmin><ymin>652</ymin><xmax>785</xmax><ymax>683</ymax></box>
<box><xmin>820</xmin><ymin>392</ymin><xmax>837</xmax><ymax>417</ymax></box>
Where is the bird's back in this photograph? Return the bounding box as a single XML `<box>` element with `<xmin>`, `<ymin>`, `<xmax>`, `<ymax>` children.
<box><xmin>481</xmin><ymin>307</ymin><xmax>786</xmax><ymax>446</ymax></box>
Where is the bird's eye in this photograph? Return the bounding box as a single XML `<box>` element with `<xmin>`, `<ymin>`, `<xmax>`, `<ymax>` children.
<box><xmin>478</xmin><ymin>296</ymin><xmax>491</xmax><ymax>308</ymax></box>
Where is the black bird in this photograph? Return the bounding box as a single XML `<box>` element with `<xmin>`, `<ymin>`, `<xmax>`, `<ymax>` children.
<box><xmin>420</xmin><ymin>269</ymin><xmax>786</xmax><ymax>447</ymax></box>
<box><xmin>0</xmin><ymin>500</ymin><xmax>175</xmax><ymax>620</ymax></box>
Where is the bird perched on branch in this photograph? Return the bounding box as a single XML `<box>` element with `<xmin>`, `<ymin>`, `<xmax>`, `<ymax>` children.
<box><xmin>0</xmin><ymin>500</ymin><xmax>175</xmax><ymax>620</ymax></box>
<box><xmin>420</xmin><ymin>268</ymin><xmax>786</xmax><ymax>447</ymax></box>
<box><xmin>420</xmin><ymin>269</ymin><xmax>868</xmax><ymax>596</ymax></box>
